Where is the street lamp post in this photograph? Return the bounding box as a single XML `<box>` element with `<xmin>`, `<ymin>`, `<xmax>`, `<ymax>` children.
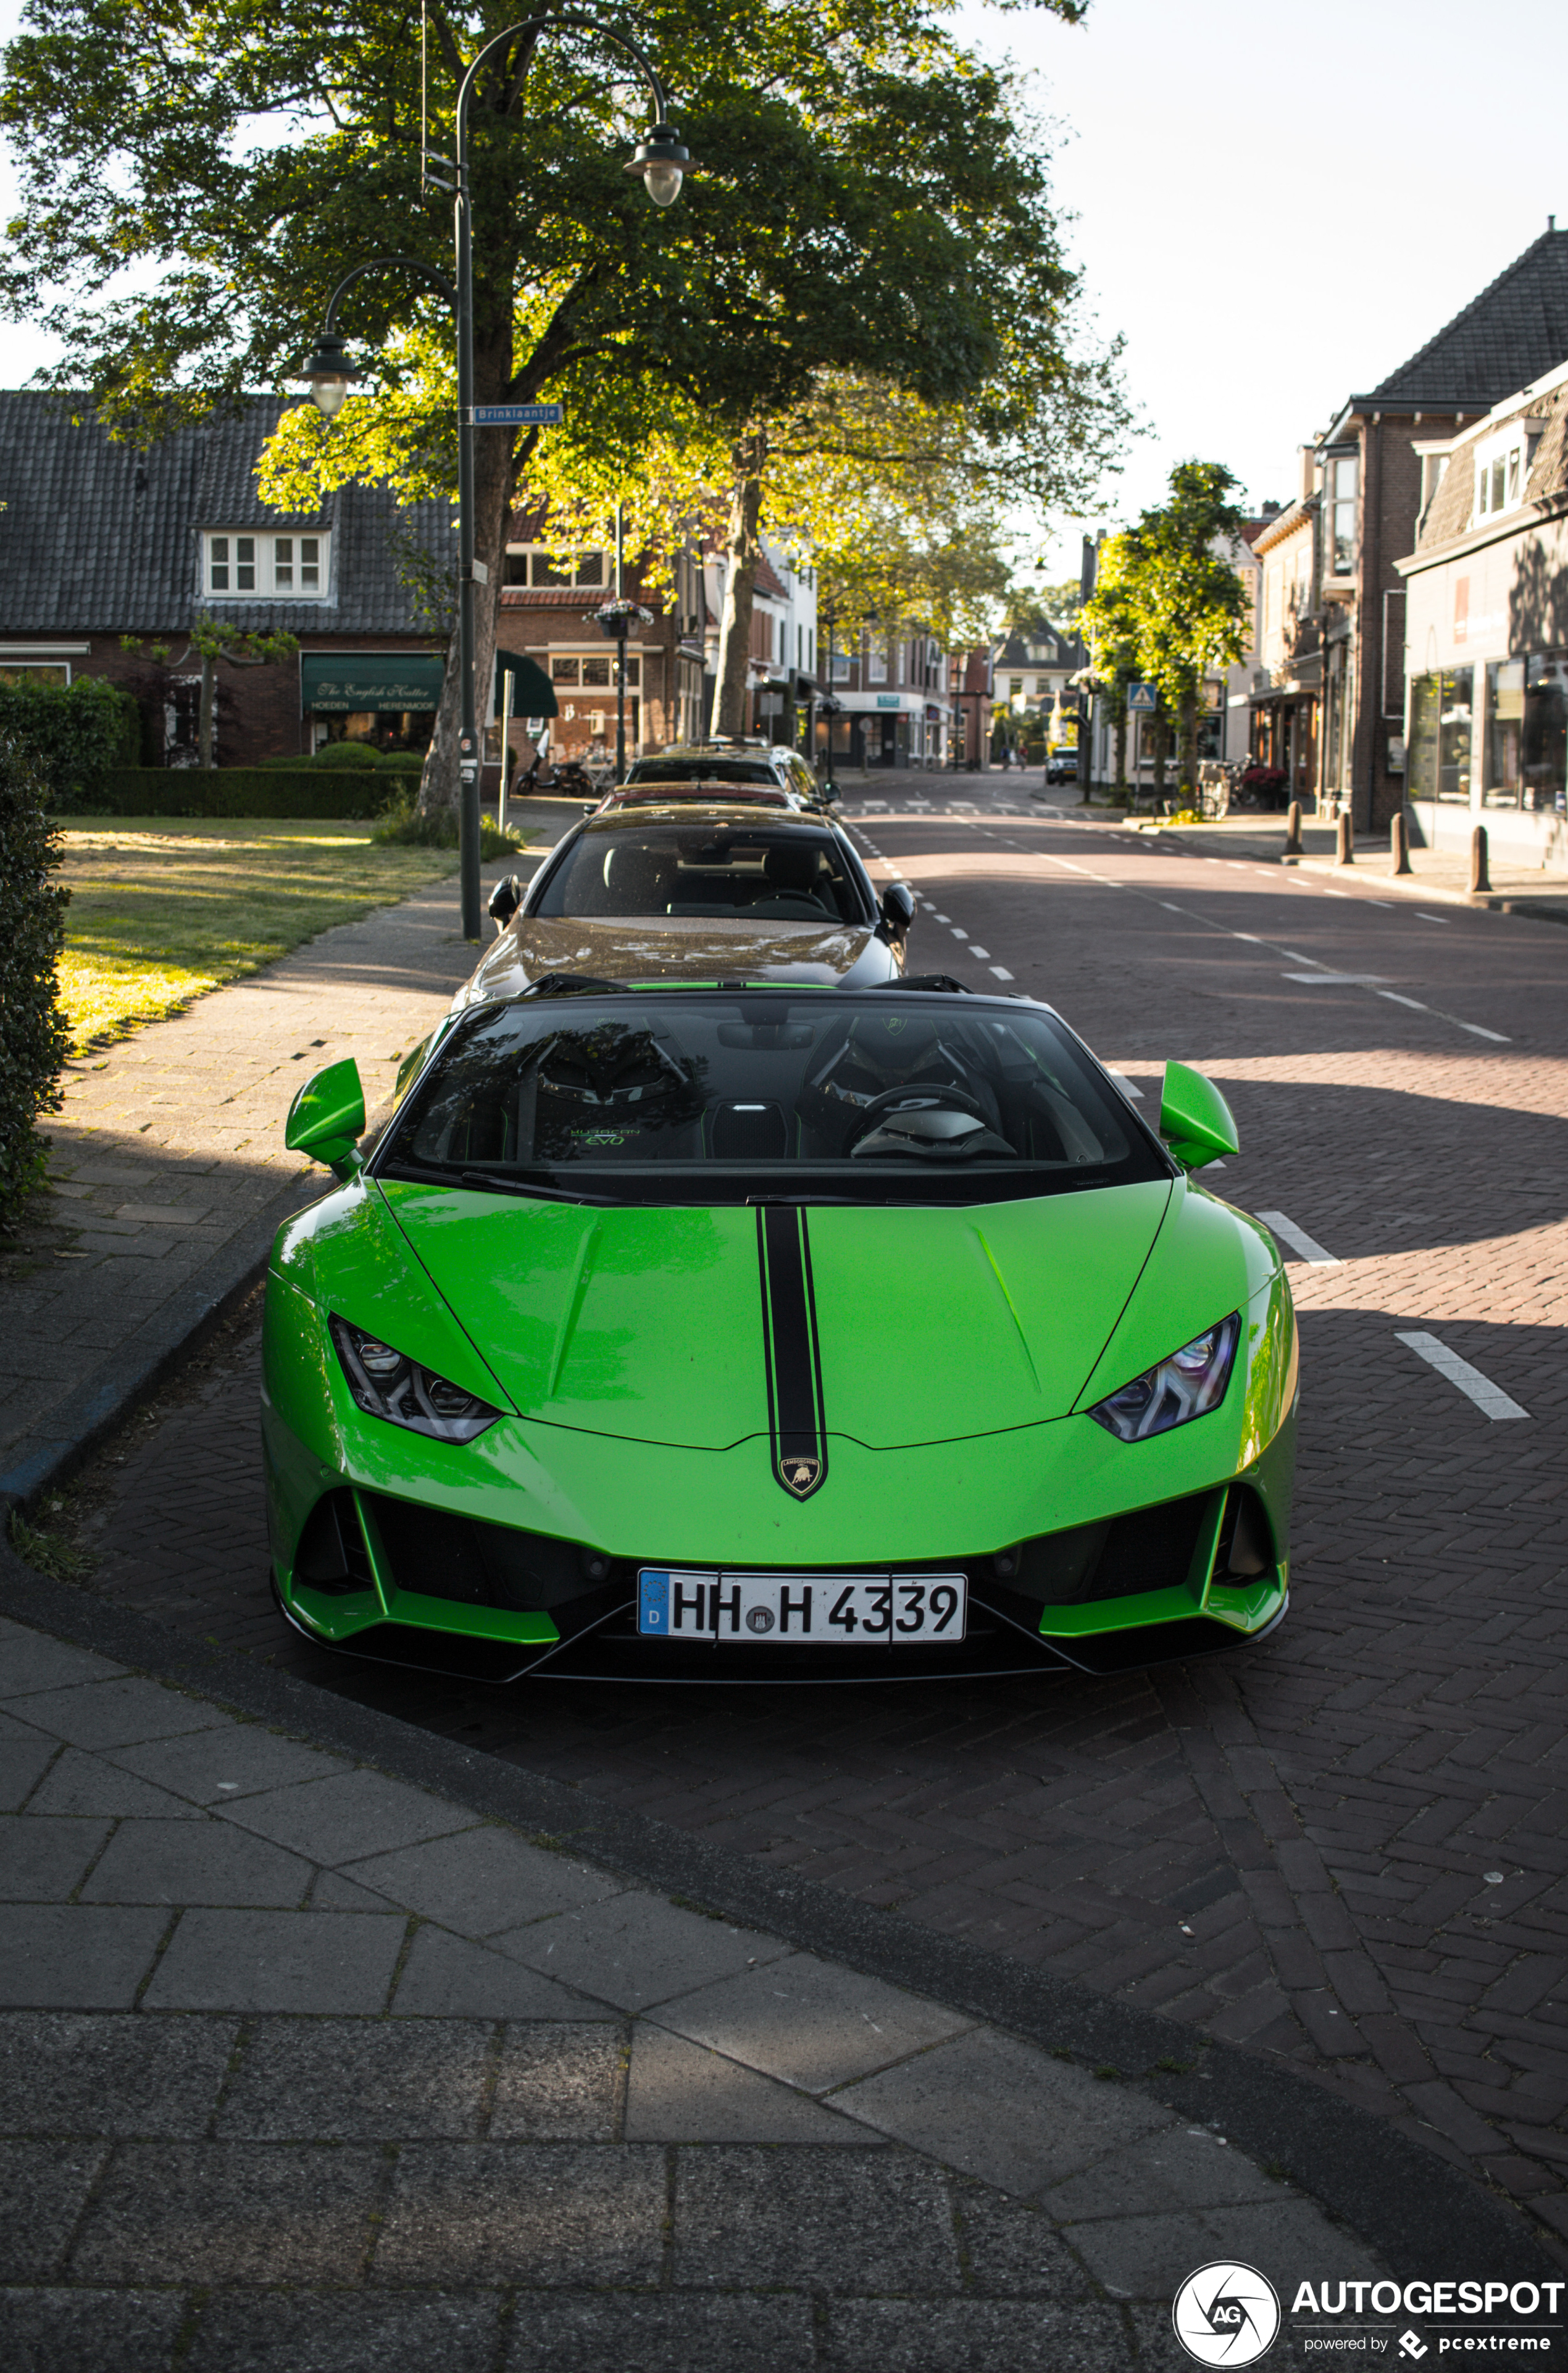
<box><xmin>301</xmin><ymin>14</ymin><xmax>696</xmax><ymax>940</ymax></box>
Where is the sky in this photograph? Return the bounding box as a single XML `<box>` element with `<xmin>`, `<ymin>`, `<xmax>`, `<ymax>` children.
<box><xmin>1</xmin><ymin>0</ymin><xmax>1564</xmax><ymax>582</ymax></box>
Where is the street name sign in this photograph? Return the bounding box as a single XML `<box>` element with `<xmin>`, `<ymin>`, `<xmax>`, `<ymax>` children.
<box><xmin>469</xmin><ymin>403</ymin><xmax>564</xmax><ymax>427</ymax></box>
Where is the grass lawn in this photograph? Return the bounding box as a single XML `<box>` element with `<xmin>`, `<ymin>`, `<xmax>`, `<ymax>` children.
<box><xmin>56</xmin><ymin>816</ymin><xmax>462</xmax><ymax>1050</ymax></box>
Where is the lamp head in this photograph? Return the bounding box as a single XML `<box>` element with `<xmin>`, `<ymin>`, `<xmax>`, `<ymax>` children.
<box><xmin>623</xmin><ymin>124</ymin><xmax>696</xmax><ymax>208</ymax></box>
<box><xmin>300</xmin><ymin>330</ymin><xmax>361</xmax><ymax>419</ymax></box>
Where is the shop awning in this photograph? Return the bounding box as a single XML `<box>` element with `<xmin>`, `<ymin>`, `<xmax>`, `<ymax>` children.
<box><xmin>300</xmin><ymin>651</ymin><xmax>446</xmax><ymax>714</ymax></box>
<box><xmin>494</xmin><ymin>648</ymin><xmax>559</xmax><ymax>717</ymax></box>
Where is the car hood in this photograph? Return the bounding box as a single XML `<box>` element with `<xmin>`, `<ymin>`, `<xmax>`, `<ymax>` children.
<box><xmin>377</xmin><ymin>1178</ymin><xmax>1174</xmax><ymax>1450</ymax></box>
<box><xmin>456</xmin><ymin>914</ymin><xmax>894</xmax><ymax>1006</ymax></box>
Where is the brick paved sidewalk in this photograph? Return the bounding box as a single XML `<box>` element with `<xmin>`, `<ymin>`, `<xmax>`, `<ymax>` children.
<box><xmin>0</xmin><ymin>818</ymin><xmax>570</xmax><ymax>1510</ymax></box>
<box><xmin>0</xmin><ymin>1605</ymin><xmax>1404</xmax><ymax>2372</ymax></box>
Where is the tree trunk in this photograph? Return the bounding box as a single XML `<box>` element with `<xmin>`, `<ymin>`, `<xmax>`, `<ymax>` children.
<box><xmin>711</xmin><ymin>435</ymin><xmax>766</xmax><ymax>740</ymax></box>
<box><xmin>1177</xmin><ymin>688</ymin><xmax>1198</xmax><ymax>801</ymax></box>
<box><xmin>199</xmin><ymin>653</ymin><xmax>216</xmax><ymax>769</ymax></box>
<box><xmin>1152</xmin><ymin>711</ymin><xmax>1168</xmax><ymax>803</ymax></box>
<box><xmin>1113</xmin><ymin>703</ymin><xmax>1128</xmax><ymax>793</ymax></box>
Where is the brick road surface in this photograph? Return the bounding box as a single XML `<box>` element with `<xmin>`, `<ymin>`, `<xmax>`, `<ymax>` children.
<box><xmin>40</xmin><ymin>777</ymin><xmax>1568</xmax><ymax>2260</ymax></box>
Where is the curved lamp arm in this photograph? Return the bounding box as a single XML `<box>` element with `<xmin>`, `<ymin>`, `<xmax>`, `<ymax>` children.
<box><xmin>323</xmin><ymin>254</ymin><xmax>458</xmax><ymax>329</ymax></box>
<box><xmin>456</xmin><ymin>13</ymin><xmax>673</xmax><ymax>151</ymax></box>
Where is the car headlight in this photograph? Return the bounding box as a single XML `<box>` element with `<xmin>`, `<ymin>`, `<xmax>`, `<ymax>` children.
<box><xmin>329</xmin><ymin>1316</ymin><xmax>501</xmax><ymax>1444</ymax></box>
<box><xmin>1088</xmin><ymin>1312</ymin><xmax>1240</xmax><ymax>1443</ymax></box>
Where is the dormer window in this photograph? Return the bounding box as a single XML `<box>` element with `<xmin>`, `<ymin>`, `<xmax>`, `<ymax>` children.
<box><xmin>205</xmin><ymin>531</ymin><xmax>327</xmax><ymax>600</ymax></box>
<box><xmin>1474</xmin><ymin>434</ymin><xmax>1525</xmax><ymax>522</ymax></box>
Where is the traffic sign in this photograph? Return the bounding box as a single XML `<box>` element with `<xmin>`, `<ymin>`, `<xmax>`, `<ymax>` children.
<box><xmin>1127</xmin><ymin>681</ymin><xmax>1157</xmax><ymax>712</ymax></box>
<box><xmin>469</xmin><ymin>403</ymin><xmax>564</xmax><ymax>427</ymax></box>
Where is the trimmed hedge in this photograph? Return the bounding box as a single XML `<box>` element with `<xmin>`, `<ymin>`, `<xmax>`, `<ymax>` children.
<box><xmin>0</xmin><ymin>744</ymin><xmax>71</xmax><ymax>1223</ymax></box>
<box><xmin>87</xmin><ymin>768</ymin><xmax>402</xmax><ymax>819</ymax></box>
<box><xmin>0</xmin><ymin>677</ymin><xmax>141</xmax><ymax>812</ymax></box>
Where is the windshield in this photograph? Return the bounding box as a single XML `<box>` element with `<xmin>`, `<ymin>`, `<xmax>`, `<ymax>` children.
<box><xmin>532</xmin><ymin>822</ymin><xmax>870</xmax><ymax>924</ymax></box>
<box><xmin>627</xmin><ymin>757</ymin><xmax>781</xmax><ymax>784</ymax></box>
<box><xmin>378</xmin><ymin>992</ymin><xmax>1169</xmax><ymax>1208</ymax></box>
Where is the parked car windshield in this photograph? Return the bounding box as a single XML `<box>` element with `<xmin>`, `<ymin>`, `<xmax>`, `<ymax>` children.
<box><xmin>626</xmin><ymin>757</ymin><xmax>780</xmax><ymax>785</ymax></box>
<box><xmin>532</xmin><ymin>822</ymin><xmax>871</xmax><ymax>926</ymax></box>
<box><xmin>378</xmin><ymin>992</ymin><xmax>1169</xmax><ymax>1208</ymax></box>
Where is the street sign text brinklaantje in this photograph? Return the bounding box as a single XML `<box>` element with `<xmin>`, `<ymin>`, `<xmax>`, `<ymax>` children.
<box><xmin>468</xmin><ymin>403</ymin><xmax>565</xmax><ymax>426</ymax></box>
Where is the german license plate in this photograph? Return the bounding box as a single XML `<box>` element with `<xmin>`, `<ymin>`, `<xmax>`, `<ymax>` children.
<box><xmin>637</xmin><ymin>1570</ymin><xmax>967</xmax><ymax>1645</ymax></box>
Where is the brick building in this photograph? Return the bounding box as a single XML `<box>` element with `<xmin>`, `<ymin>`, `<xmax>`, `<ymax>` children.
<box><xmin>0</xmin><ymin>393</ymin><xmax>452</xmax><ymax>763</ymax></box>
<box><xmin>1309</xmin><ymin>223</ymin><xmax>1568</xmax><ymax>834</ymax></box>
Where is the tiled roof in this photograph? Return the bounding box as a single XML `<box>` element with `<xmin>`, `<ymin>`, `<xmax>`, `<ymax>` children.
<box><xmin>993</xmin><ymin>625</ymin><xmax>1087</xmax><ymax>668</ymax></box>
<box><xmin>1357</xmin><ymin>228</ymin><xmax>1568</xmax><ymax>409</ymax></box>
<box><xmin>754</xmin><ymin>556</ymin><xmax>788</xmax><ymax>601</ymax></box>
<box><xmin>0</xmin><ymin>391</ymin><xmax>451</xmax><ymax>635</ymax></box>
<box><xmin>1416</xmin><ymin>378</ymin><xmax>1568</xmax><ymax>550</ymax></box>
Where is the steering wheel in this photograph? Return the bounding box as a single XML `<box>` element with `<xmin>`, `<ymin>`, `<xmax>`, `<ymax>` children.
<box><xmin>842</xmin><ymin>1081</ymin><xmax>991</xmax><ymax>1151</ymax></box>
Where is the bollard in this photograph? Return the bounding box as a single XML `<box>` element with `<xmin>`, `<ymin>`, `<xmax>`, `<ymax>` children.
<box><xmin>1284</xmin><ymin>800</ymin><xmax>1303</xmax><ymax>857</ymax></box>
<box><xmin>1470</xmin><ymin>823</ymin><xmax>1490</xmax><ymax>895</ymax></box>
<box><xmin>1335</xmin><ymin>810</ymin><xmax>1354</xmax><ymax>866</ymax></box>
<box><xmin>1391</xmin><ymin>810</ymin><xmax>1412</xmax><ymax>875</ymax></box>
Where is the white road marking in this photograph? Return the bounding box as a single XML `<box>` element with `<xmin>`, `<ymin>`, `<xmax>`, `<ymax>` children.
<box><xmin>1159</xmin><ymin>902</ymin><xmax>1184</xmax><ymax>913</ymax></box>
<box><xmin>951</xmin><ymin>927</ymin><xmax>968</xmax><ymax>940</ymax></box>
<box><xmin>990</xmin><ymin>965</ymin><xmax>1014</xmax><ymax>981</ymax></box>
<box><xmin>1457</xmin><ymin>1021</ymin><xmax>1510</xmax><ymax>1042</ymax></box>
<box><xmin>1378</xmin><ymin>990</ymin><xmax>1428</xmax><ymax>1010</ymax></box>
<box><xmin>1321</xmin><ymin>889</ymin><xmax>1349</xmax><ymax>898</ymax></box>
<box><xmin>1280</xmin><ymin>950</ymin><xmax>1326</xmax><ymax>966</ymax></box>
<box><xmin>1281</xmin><ymin>972</ymin><xmax>1390</xmax><ymax>986</ymax></box>
<box><xmin>1367</xmin><ymin>900</ymin><xmax>1392</xmax><ymax>908</ymax></box>
<box><xmin>934</xmin><ymin>912</ymin><xmax>951</xmax><ymax>923</ymax></box>
<box><xmin>1415</xmin><ymin>913</ymin><xmax>1451</xmax><ymax>924</ymax></box>
<box><xmin>1233</xmin><ymin>932</ymin><xmax>1261</xmax><ymax>942</ymax></box>
<box><xmin>1395</xmin><ymin>1331</ymin><xmax>1529</xmax><ymax>1421</ymax></box>
<box><xmin>970</xmin><ymin>946</ymin><xmax>991</xmax><ymax>959</ymax></box>
<box><xmin>1256</xmin><ymin>1210</ymin><xmax>1342</xmax><ymax>1266</ymax></box>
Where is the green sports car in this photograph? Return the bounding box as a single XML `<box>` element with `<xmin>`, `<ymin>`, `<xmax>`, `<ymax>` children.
<box><xmin>263</xmin><ymin>982</ymin><xmax>1296</xmax><ymax>1683</ymax></box>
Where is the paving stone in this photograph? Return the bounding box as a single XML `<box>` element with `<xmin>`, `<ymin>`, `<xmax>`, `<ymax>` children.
<box><xmin>1063</xmin><ymin>2196</ymin><xmax>1382</xmax><ymax>2301</ymax></box>
<box><xmin>0</xmin><ymin>1906</ymin><xmax>168</xmax><ymax>2007</ymax></box>
<box><xmin>0</xmin><ymin>2011</ymin><xmax>236</xmax><ymax>2138</ymax></box>
<box><xmin>186</xmin><ymin>2292</ymin><xmax>503</xmax><ymax>2373</ymax></box>
<box><xmin>673</xmin><ymin>2144</ymin><xmax>958</xmax><ymax>2292</ymax></box>
<box><xmin>0</xmin><ymin>1736</ymin><xmax>58</xmax><ymax>1809</ymax></box>
<box><xmin>311</xmin><ymin>1868</ymin><xmax>401</xmax><ymax>1912</ymax></box>
<box><xmin>4</xmin><ymin>1678</ymin><xmax>227</xmax><ymax>1751</ymax></box>
<box><xmin>489</xmin><ymin>2022</ymin><xmax>623</xmax><ymax>2140</ymax></box>
<box><xmin>107</xmin><ymin>1726</ymin><xmax>352</xmax><ymax>1804</ymax></box>
<box><xmin>0</xmin><ymin>2139</ymin><xmax>107</xmax><ymax>2277</ymax></box>
<box><xmin>624</xmin><ymin>2024</ymin><xmax>876</xmax><ymax>2145</ymax></box>
<box><xmin>220</xmin><ymin>1770</ymin><xmax>477</xmax><ymax>1866</ymax></box>
<box><xmin>23</xmin><ymin>1747</ymin><xmax>206</xmax><ymax>1820</ymax></box>
<box><xmin>832</xmin><ymin>2024</ymin><xmax>1172</xmax><ymax>2195</ymax></box>
<box><xmin>216</xmin><ymin>2014</ymin><xmax>491</xmax><ymax>2140</ymax></box>
<box><xmin>71</xmin><ymin>2141</ymin><xmax>384</xmax><ymax>2283</ymax></box>
<box><xmin>372</xmin><ymin>2141</ymin><xmax>666</xmax><ymax>2285</ymax></box>
<box><xmin>0</xmin><ymin>2287</ymin><xmax>186</xmax><ymax>2373</ymax></box>
<box><xmin>0</xmin><ymin>1633</ymin><xmax>127</xmax><ymax>1699</ymax></box>
<box><xmin>141</xmin><ymin>1908</ymin><xmax>406</xmax><ymax>2014</ymax></box>
<box><xmin>1043</xmin><ymin>2122</ymin><xmax>1289</xmax><ymax>2221</ymax></box>
<box><xmin>822</xmin><ymin>2301</ymin><xmax>1136</xmax><ymax>2372</ymax></box>
<box><xmin>948</xmin><ymin>2182</ymin><xmax>1100</xmax><ymax>2299</ymax></box>
<box><xmin>654</xmin><ymin>1951</ymin><xmax>972</xmax><ymax>2095</ymax></box>
<box><xmin>80</xmin><ymin>1818</ymin><xmax>315</xmax><ymax>1907</ymax></box>
<box><xmin>503</xmin><ymin>2294</ymin><xmax>815</xmax><ymax>2372</ymax></box>
<box><xmin>348</xmin><ymin>1825</ymin><xmax>623</xmax><ymax>1936</ymax></box>
<box><xmin>493</xmin><ymin>1891</ymin><xmax>790</xmax><ymax>2010</ymax></box>
<box><xmin>0</xmin><ymin>1812</ymin><xmax>111</xmax><ymax>1899</ymax></box>
<box><xmin>390</xmin><ymin>1923</ymin><xmax>610</xmax><ymax>2020</ymax></box>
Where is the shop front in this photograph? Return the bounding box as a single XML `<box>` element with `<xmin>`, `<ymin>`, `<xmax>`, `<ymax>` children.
<box><xmin>300</xmin><ymin>650</ymin><xmax>446</xmax><ymax>754</ymax></box>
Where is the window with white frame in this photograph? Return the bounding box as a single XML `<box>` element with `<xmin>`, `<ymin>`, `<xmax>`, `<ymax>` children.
<box><xmin>205</xmin><ymin>532</ymin><xmax>326</xmax><ymax>599</ymax></box>
<box><xmin>1474</xmin><ymin>432</ymin><xmax>1527</xmax><ymax>522</ymax></box>
<box><xmin>1327</xmin><ymin>454</ymin><xmax>1357</xmax><ymax>574</ymax></box>
<box><xmin>504</xmin><ymin>546</ymin><xmax>607</xmax><ymax>588</ymax></box>
<box><xmin>548</xmin><ymin>651</ymin><xmax>640</xmax><ymax>688</ymax></box>
<box><xmin>867</xmin><ymin>636</ymin><xmax>888</xmax><ymax>684</ymax></box>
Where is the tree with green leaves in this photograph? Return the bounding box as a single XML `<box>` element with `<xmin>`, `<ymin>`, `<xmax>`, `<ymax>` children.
<box><xmin>121</xmin><ymin>624</ymin><xmax>298</xmax><ymax>769</ymax></box>
<box><xmin>1112</xmin><ymin>462</ymin><xmax>1248</xmax><ymax>800</ymax></box>
<box><xmin>1081</xmin><ymin>532</ymin><xmax>1141</xmax><ymax>796</ymax></box>
<box><xmin>2</xmin><ymin>0</ymin><xmax>1121</xmax><ymax>791</ymax></box>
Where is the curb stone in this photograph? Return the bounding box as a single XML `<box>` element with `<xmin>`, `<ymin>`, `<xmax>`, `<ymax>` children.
<box><xmin>0</xmin><ymin>1536</ymin><xmax>1557</xmax><ymax>2294</ymax></box>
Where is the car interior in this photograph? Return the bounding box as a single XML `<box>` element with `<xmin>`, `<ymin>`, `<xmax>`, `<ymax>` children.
<box><xmin>532</xmin><ymin>826</ymin><xmax>870</xmax><ymax>926</ymax></box>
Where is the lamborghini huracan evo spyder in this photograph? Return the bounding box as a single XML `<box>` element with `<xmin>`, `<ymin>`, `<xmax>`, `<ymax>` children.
<box><xmin>262</xmin><ymin>979</ymin><xmax>1296</xmax><ymax>1683</ymax></box>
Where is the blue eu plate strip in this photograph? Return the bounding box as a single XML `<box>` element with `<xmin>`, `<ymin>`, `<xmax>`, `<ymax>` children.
<box><xmin>638</xmin><ymin>1571</ymin><xmax>670</xmax><ymax>1633</ymax></box>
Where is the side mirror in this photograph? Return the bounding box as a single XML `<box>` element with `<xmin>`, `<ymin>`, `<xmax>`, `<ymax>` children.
<box><xmin>582</xmin><ymin>800</ymin><xmax>596</xmax><ymax>816</ymax></box>
<box><xmin>879</xmin><ymin>881</ymin><xmax>915</xmax><ymax>940</ymax></box>
<box><xmin>488</xmin><ymin>873</ymin><xmax>523</xmax><ymax>931</ymax></box>
<box><xmin>1159</xmin><ymin>1061</ymin><xmax>1239</xmax><ymax>1171</ymax></box>
<box><xmin>285</xmin><ymin>1057</ymin><xmax>366</xmax><ymax>1181</ymax></box>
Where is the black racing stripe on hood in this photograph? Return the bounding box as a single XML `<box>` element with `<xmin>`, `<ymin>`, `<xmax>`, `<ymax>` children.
<box><xmin>756</xmin><ymin>1205</ymin><xmax>828</xmax><ymax>1500</ymax></box>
